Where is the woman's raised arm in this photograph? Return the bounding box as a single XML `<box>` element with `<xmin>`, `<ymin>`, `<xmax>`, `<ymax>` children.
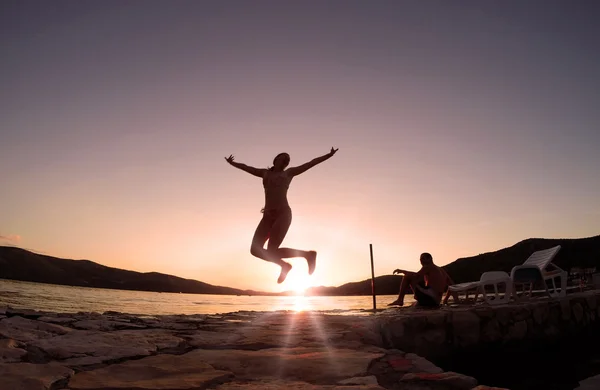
<box><xmin>287</xmin><ymin>147</ymin><xmax>338</xmax><ymax>177</ymax></box>
<box><xmin>225</xmin><ymin>155</ymin><xmax>265</xmax><ymax>178</ymax></box>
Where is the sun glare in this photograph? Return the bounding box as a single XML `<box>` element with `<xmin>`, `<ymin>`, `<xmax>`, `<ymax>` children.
<box><xmin>286</xmin><ymin>272</ymin><xmax>312</xmax><ymax>295</ymax></box>
<box><xmin>293</xmin><ymin>295</ymin><xmax>309</xmax><ymax>312</ymax></box>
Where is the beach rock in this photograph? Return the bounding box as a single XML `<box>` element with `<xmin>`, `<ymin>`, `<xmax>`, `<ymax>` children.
<box><xmin>74</xmin><ymin>312</ymin><xmax>103</xmax><ymax>320</ymax></box>
<box><xmin>494</xmin><ymin>307</ymin><xmax>512</xmax><ymax>326</ymax></box>
<box><xmin>0</xmin><ymin>339</ymin><xmax>27</xmax><ymax>362</ymax></box>
<box><xmin>68</xmin><ymin>353</ymin><xmax>233</xmax><ymax>390</ymax></box>
<box><xmin>506</xmin><ymin>320</ymin><xmax>527</xmax><ymax>341</ymax></box>
<box><xmin>338</xmin><ymin>376</ymin><xmax>379</xmax><ymax>385</ymax></box>
<box><xmin>585</xmin><ymin>295</ymin><xmax>597</xmax><ymax>311</ymax></box>
<box><xmin>0</xmin><ymin>316</ymin><xmax>72</xmax><ymax>342</ymax></box>
<box><xmin>0</xmin><ymin>362</ymin><xmax>73</xmax><ymax>390</ymax></box>
<box><xmin>30</xmin><ymin>329</ymin><xmax>183</xmax><ymax>362</ymax></box>
<box><xmin>36</xmin><ymin>316</ymin><xmax>76</xmax><ymax>325</ymax></box>
<box><xmin>228</xmin><ymin>318</ymin><xmax>351</xmax><ymax>350</ymax></box>
<box><xmin>480</xmin><ymin>319</ymin><xmax>502</xmax><ymax>342</ymax></box>
<box><xmin>405</xmin><ymin>353</ymin><xmax>444</xmax><ymax>374</ymax></box>
<box><xmin>188</xmin><ymin>347</ymin><xmax>383</xmax><ymax>384</ymax></box>
<box><xmin>233</xmin><ymin>327</ymin><xmax>292</xmax><ymax>349</ymax></box>
<box><xmin>512</xmin><ymin>306</ymin><xmax>531</xmax><ymax>322</ymax></box>
<box><xmin>561</xmin><ymin>300</ymin><xmax>571</xmax><ymax>320</ymax></box>
<box><xmin>140</xmin><ymin>315</ymin><xmax>203</xmax><ymax>330</ymax></box>
<box><xmin>543</xmin><ymin>324</ymin><xmax>561</xmax><ymax>338</ymax></box>
<box><xmin>572</xmin><ymin>302</ymin><xmax>584</xmax><ymax>323</ymax></box>
<box><xmin>576</xmin><ymin>373</ymin><xmax>600</xmax><ymax>390</ymax></box>
<box><xmin>60</xmin><ymin>355</ymin><xmax>107</xmax><ymax>368</ymax></box>
<box><xmin>414</xmin><ymin>328</ymin><xmax>447</xmax><ymax>358</ymax></box>
<box><xmin>452</xmin><ymin>311</ymin><xmax>480</xmax><ymax>347</ymax></box>
<box><xmin>216</xmin><ymin>379</ymin><xmax>385</xmax><ymax>389</ymax></box>
<box><xmin>184</xmin><ymin>330</ymin><xmax>245</xmax><ymax>349</ymax></box>
<box><xmin>473</xmin><ymin>307</ymin><xmax>495</xmax><ymax>319</ymax></box>
<box><xmin>71</xmin><ymin>319</ymin><xmax>146</xmax><ymax>331</ymax></box>
<box><xmin>532</xmin><ymin>305</ymin><xmax>549</xmax><ymax>325</ymax></box>
<box><xmin>426</xmin><ymin>311</ymin><xmax>449</xmax><ymax>326</ymax></box>
<box><xmin>400</xmin><ymin>371</ymin><xmax>478</xmax><ymax>390</ymax></box>
<box><xmin>387</xmin><ymin>355</ymin><xmax>412</xmax><ymax>371</ymax></box>
<box><xmin>5</xmin><ymin>307</ymin><xmax>47</xmax><ymax>319</ymax></box>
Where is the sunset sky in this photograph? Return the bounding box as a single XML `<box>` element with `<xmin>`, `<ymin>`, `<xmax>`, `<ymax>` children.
<box><xmin>1</xmin><ymin>1</ymin><xmax>599</xmax><ymax>292</ymax></box>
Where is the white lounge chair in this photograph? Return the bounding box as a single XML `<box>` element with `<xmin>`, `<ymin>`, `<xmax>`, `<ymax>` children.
<box><xmin>510</xmin><ymin>245</ymin><xmax>566</xmax><ymax>298</ymax></box>
<box><xmin>448</xmin><ymin>271</ymin><xmax>512</xmax><ymax>306</ymax></box>
<box><xmin>447</xmin><ymin>245</ymin><xmax>565</xmax><ymax>305</ymax></box>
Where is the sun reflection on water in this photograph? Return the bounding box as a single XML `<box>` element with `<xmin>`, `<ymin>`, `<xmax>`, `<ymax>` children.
<box><xmin>293</xmin><ymin>294</ymin><xmax>309</xmax><ymax>312</ymax></box>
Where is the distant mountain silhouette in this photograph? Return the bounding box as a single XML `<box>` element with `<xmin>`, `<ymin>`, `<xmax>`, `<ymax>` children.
<box><xmin>299</xmin><ymin>235</ymin><xmax>600</xmax><ymax>296</ymax></box>
<box><xmin>443</xmin><ymin>235</ymin><xmax>600</xmax><ymax>284</ymax></box>
<box><xmin>0</xmin><ymin>246</ymin><xmax>269</xmax><ymax>296</ymax></box>
<box><xmin>2</xmin><ymin>235</ymin><xmax>599</xmax><ymax>296</ymax></box>
<box><xmin>301</xmin><ymin>275</ymin><xmax>403</xmax><ymax>296</ymax></box>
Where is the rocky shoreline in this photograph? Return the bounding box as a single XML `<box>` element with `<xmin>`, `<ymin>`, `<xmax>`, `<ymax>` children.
<box><xmin>0</xmin><ymin>305</ymin><xmax>503</xmax><ymax>390</ymax></box>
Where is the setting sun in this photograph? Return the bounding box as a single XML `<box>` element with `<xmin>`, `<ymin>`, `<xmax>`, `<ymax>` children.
<box><xmin>285</xmin><ymin>272</ymin><xmax>313</xmax><ymax>295</ymax></box>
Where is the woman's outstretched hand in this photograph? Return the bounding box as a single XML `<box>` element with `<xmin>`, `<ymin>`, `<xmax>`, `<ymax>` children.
<box><xmin>225</xmin><ymin>155</ymin><xmax>235</xmax><ymax>165</ymax></box>
<box><xmin>329</xmin><ymin>147</ymin><xmax>339</xmax><ymax>156</ymax></box>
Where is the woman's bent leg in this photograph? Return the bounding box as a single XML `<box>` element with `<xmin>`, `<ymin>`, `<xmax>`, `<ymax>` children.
<box><xmin>250</xmin><ymin>215</ymin><xmax>287</xmax><ymax>268</ymax></box>
<box><xmin>267</xmin><ymin>209</ymin><xmax>317</xmax><ymax>276</ymax></box>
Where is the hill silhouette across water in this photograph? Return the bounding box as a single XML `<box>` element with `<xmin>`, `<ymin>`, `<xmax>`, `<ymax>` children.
<box><xmin>1</xmin><ymin>235</ymin><xmax>599</xmax><ymax>296</ymax></box>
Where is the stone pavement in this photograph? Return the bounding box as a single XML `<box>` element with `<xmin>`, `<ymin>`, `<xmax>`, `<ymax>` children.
<box><xmin>0</xmin><ymin>306</ymin><xmax>507</xmax><ymax>390</ymax></box>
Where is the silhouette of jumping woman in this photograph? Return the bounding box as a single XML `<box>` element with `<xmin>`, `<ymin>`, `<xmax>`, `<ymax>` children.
<box><xmin>225</xmin><ymin>148</ymin><xmax>338</xmax><ymax>284</ymax></box>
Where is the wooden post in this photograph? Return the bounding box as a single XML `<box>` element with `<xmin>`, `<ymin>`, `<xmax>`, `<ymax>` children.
<box><xmin>370</xmin><ymin>244</ymin><xmax>376</xmax><ymax>311</ymax></box>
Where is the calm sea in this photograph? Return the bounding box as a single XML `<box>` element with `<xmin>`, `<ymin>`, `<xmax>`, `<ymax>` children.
<box><xmin>0</xmin><ymin>279</ymin><xmax>412</xmax><ymax>315</ymax></box>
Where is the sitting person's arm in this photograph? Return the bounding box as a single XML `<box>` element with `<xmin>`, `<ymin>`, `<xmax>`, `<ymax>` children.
<box><xmin>393</xmin><ymin>267</ymin><xmax>426</xmax><ymax>282</ymax></box>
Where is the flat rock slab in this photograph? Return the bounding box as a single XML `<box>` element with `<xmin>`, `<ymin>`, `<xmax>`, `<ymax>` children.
<box><xmin>68</xmin><ymin>353</ymin><xmax>233</xmax><ymax>390</ymax></box>
<box><xmin>338</xmin><ymin>376</ymin><xmax>380</xmax><ymax>386</ymax></box>
<box><xmin>0</xmin><ymin>339</ymin><xmax>27</xmax><ymax>363</ymax></box>
<box><xmin>139</xmin><ymin>314</ymin><xmax>207</xmax><ymax>330</ymax></box>
<box><xmin>577</xmin><ymin>373</ymin><xmax>600</xmax><ymax>390</ymax></box>
<box><xmin>181</xmin><ymin>329</ymin><xmax>243</xmax><ymax>348</ymax></box>
<box><xmin>5</xmin><ymin>308</ymin><xmax>49</xmax><ymax>319</ymax></box>
<box><xmin>215</xmin><ymin>313</ymin><xmax>380</xmax><ymax>351</ymax></box>
<box><xmin>36</xmin><ymin>316</ymin><xmax>76</xmax><ymax>324</ymax></box>
<box><xmin>0</xmin><ymin>362</ymin><xmax>73</xmax><ymax>390</ymax></box>
<box><xmin>71</xmin><ymin>319</ymin><xmax>146</xmax><ymax>331</ymax></box>
<box><xmin>217</xmin><ymin>380</ymin><xmax>385</xmax><ymax>389</ymax></box>
<box><xmin>189</xmin><ymin>347</ymin><xmax>384</xmax><ymax>384</ymax></box>
<box><xmin>401</xmin><ymin>372</ymin><xmax>478</xmax><ymax>390</ymax></box>
<box><xmin>30</xmin><ymin>329</ymin><xmax>183</xmax><ymax>362</ymax></box>
<box><xmin>0</xmin><ymin>316</ymin><xmax>72</xmax><ymax>342</ymax></box>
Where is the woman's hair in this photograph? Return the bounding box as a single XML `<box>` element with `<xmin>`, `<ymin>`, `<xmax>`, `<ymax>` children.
<box><xmin>269</xmin><ymin>153</ymin><xmax>290</xmax><ymax>171</ymax></box>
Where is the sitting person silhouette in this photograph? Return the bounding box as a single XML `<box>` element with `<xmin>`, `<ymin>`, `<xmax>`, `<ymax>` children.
<box><xmin>225</xmin><ymin>148</ymin><xmax>338</xmax><ymax>284</ymax></box>
<box><xmin>388</xmin><ymin>252</ymin><xmax>458</xmax><ymax>307</ymax></box>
